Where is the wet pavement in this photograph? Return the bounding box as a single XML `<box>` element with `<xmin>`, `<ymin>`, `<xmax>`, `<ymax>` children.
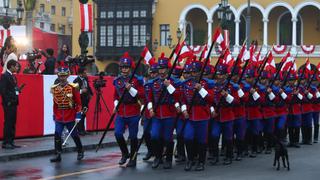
<box><xmin>1</xmin><ymin>142</ymin><xmax>320</xmax><ymax>180</ymax></box>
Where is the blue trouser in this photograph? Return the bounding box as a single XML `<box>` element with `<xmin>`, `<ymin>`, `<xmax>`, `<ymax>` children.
<box><xmin>55</xmin><ymin>121</ymin><xmax>78</xmax><ymax>137</ymax></box>
<box><xmin>234</xmin><ymin>117</ymin><xmax>246</xmax><ymax>140</ymax></box>
<box><xmin>287</xmin><ymin>114</ymin><xmax>302</xmax><ymax>128</ymax></box>
<box><xmin>143</xmin><ymin>118</ymin><xmax>152</xmax><ymax>134</ymax></box>
<box><xmin>302</xmin><ymin>113</ymin><xmax>313</xmax><ymax>127</ymax></box>
<box><xmin>275</xmin><ymin>115</ymin><xmax>287</xmax><ymax>131</ymax></box>
<box><xmin>151</xmin><ymin>117</ymin><xmax>174</xmax><ymax>142</ymax></box>
<box><xmin>176</xmin><ymin>118</ymin><xmax>184</xmax><ymax>136</ymax></box>
<box><xmin>262</xmin><ymin>118</ymin><xmax>275</xmax><ymax>134</ymax></box>
<box><xmin>312</xmin><ymin>112</ymin><xmax>319</xmax><ymax>126</ymax></box>
<box><xmin>114</xmin><ymin>115</ymin><xmax>140</xmax><ymax>139</ymax></box>
<box><xmin>184</xmin><ymin>120</ymin><xmax>208</xmax><ymax>144</ymax></box>
<box><xmin>211</xmin><ymin>120</ymin><xmax>233</xmax><ymax>140</ymax></box>
<box><xmin>247</xmin><ymin>119</ymin><xmax>261</xmax><ymax>135</ymax></box>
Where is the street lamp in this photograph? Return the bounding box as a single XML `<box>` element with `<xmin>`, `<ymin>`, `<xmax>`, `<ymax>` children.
<box><xmin>1</xmin><ymin>0</ymin><xmax>24</xmax><ymax>29</ymax></box>
<box><xmin>217</xmin><ymin>0</ymin><xmax>233</xmax><ymax>30</ymax></box>
<box><xmin>167</xmin><ymin>28</ymin><xmax>182</xmax><ymax>49</ymax></box>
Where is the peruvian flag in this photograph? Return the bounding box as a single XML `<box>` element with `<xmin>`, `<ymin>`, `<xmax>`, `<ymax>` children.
<box><xmin>200</xmin><ymin>44</ymin><xmax>208</xmax><ymax>59</ymax></box>
<box><xmin>141</xmin><ymin>46</ymin><xmax>153</xmax><ymax>64</ymax></box>
<box><xmin>305</xmin><ymin>58</ymin><xmax>312</xmax><ymax>75</ymax></box>
<box><xmin>0</xmin><ymin>29</ymin><xmax>11</xmax><ymax>47</ymax></box>
<box><xmin>212</xmin><ymin>28</ymin><xmax>226</xmax><ymax>52</ymax></box>
<box><xmin>281</xmin><ymin>56</ymin><xmax>295</xmax><ymax>72</ymax></box>
<box><xmin>180</xmin><ymin>44</ymin><xmax>193</xmax><ymax>59</ymax></box>
<box><xmin>80</xmin><ymin>3</ymin><xmax>93</xmax><ymax>32</ymax></box>
<box><xmin>265</xmin><ymin>52</ymin><xmax>276</xmax><ymax>73</ymax></box>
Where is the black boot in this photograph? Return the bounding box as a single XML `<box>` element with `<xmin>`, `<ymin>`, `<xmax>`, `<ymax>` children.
<box><xmin>305</xmin><ymin>127</ymin><xmax>313</xmax><ymax>145</ymax></box>
<box><xmin>257</xmin><ymin>133</ymin><xmax>264</xmax><ymax>153</ymax></box>
<box><xmin>143</xmin><ymin>133</ymin><xmax>153</xmax><ymax>161</ymax></box>
<box><xmin>287</xmin><ymin>127</ymin><xmax>295</xmax><ymax>147</ymax></box>
<box><xmin>195</xmin><ymin>144</ymin><xmax>206</xmax><ymax>171</ymax></box>
<box><xmin>301</xmin><ymin>127</ymin><xmax>306</xmax><ymax>144</ymax></box>
<box><xmin>209</xmin><ymin>138</ymin><xmax>219</xmax><ymax>165</ymax></box>
<box><xmin>235</xmin><ymin>139</ymin><xmax>243</xmax><ymax>161</ymax></box>
<box><xmin>73</xmin><ymin>136</ymin><xmax>84</xmax><ymax>160</ymax></box>
<box><xmin>249</xmin><ymin>135</ymin><xmax>257</xmax><ymax>158</ymax></box>
<box><xmin>314</xmin><ymin>125</ymin><xmax>319</xmax><ymax>143</ymax></box>
<box><xmin>184</xmin><ymin>140</ymin><xmax>195</xmax><ymax>171</ymax></box>
<box><xmin>223</xmin><ymin>140</ymin><xmax>233</xmax><ymax>165</ymax></box>
<box><xmin>50</xmin><ymin>134</ymin><xmax>62</xmax><ymax>162</ymax></box>
<box><xmin>220</xmin><ymin>138</ymin><xmax>225</xmax><ymax>157</ymax></box>
<box><xmin>127</xmin><ymin>139</ymin><xmax>138</xmax><ymax>167</ymax></box>
<box><xmin>152</xmin><ymin>139</ymin><xmax>162</xmax><ymax>169</ymax></box>
<box><xmin>175</xmin><ymin>136</ymin><xmax>186</xmax><ymax>163</ymax></box>
<box><xmin>116</xmin><ymin>137</ymin><xmax>129</xmax><ymax>165</ymax></box>
<box><xmin>207</xmin><ymin>136</ymin><xmax>214</xmax><ymax>160</ymax></box>
<box><xmin>163</xmin><ymin>142</ymin><xmax>174</xmax><ymax>169</ymax></box>
<box><xmin>293</xmin><ymin>127</ymin><xmax>301</xmax><ymax>148</ymax></box>
<box><xmin>265</xmin><ymin>133</ymin><xmax>272</xmax><ymax>154</ymax></box>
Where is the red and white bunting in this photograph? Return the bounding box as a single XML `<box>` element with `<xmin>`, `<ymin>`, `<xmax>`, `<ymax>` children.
<box><xmin>301</xmin><ymin>45</ymin><xmax>315</xmax><ymax>54</ymax></box>
<box><xmin>0</xmin><ymin>29</ymin><xmax>11</xmax><ymax>47</ymax></box>
<box><xmin>80</xmin><ymin>3</ymin><xmax>93</xmax><ymax>32</ymax></box>
<box><xmin>272</xmin><ymin>45</ymin><xmax>287</xmax><ymax>54</ymax></box>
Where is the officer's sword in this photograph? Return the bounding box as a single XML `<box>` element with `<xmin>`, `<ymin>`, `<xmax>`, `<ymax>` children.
<box><xmin>62</xmin><ymin>107</ymin><xmax>88</xmax><ymax>146</ymax></box>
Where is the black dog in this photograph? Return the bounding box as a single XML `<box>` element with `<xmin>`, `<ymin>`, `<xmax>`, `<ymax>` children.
<box><xmin>273</xmin><ymin>137</ymin><xmax>290</xmax><ymax>171</ymax></box>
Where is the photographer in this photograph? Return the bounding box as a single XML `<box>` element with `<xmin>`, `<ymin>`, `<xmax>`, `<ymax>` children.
<box><xmin>42</xmin><ymin>48</ymin><xmax>56</xmax><ymax>75</ymax></box>
<box><xmin>1</xmin><ymin>60</ymin><xmax>21</xmax><ymax>149</ymax></box>
<box><xmin>73</xmin><ymin>67</ymin><xmax>93</xmax><ymax>135</ymax></box>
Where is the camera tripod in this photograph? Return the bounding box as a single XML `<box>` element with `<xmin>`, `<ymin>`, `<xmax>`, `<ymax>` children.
<box><xmin>92</xmin><ymin>87</ymin><xmax>112</xmax><ymax>132</ymax></box>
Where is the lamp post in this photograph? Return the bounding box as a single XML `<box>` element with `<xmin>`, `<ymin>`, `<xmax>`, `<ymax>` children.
<box><xmin>216</xmin><ymin>0</ymin><xmax>233</xmax><ymax>30</ymax></box>
<box><xmin>1</xmin><ymin>0</ymin><xmax>24</xmax><ymax>29</ymax></box>
<box><xmin>167</xmin><ymin>28</ymin><xmax>182</xmax><ymax>49</ymax></box>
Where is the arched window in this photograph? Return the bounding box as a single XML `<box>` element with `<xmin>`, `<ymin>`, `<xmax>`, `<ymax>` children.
<box><xmin>185</xmin><ymin>22</ymin><xmax>193</xmax><ymax>45</ymax></box>
<box><xmin>239</xmin><ymin>15</ymin><xmax>246</xmax><ymax>45</ymax></box>
<box><xmin>278</xmin><ymin>12</ymin><xmax>302</xmax><ymax>45</ymax></box>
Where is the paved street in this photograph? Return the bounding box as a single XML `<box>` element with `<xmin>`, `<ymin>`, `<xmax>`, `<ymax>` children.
<box><xmin>1</xmin><ymin>142</ymin><xmax>320</xmax><ymax>180</ymax></box>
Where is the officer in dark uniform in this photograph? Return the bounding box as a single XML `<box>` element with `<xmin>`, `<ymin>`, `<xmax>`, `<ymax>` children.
<box><xmin>73</xmin><ymin>67</ymin><xmax>93</xmax><ymax>135</ymax></box>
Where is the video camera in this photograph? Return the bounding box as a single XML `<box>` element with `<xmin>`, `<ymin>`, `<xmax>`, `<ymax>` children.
<box><xmin>65</xmin><ymin>51</ymin><xmax>95</xmax><ymax>68</ymax></box>
<box><xmin>93</xmin><ymin>72</ymin><xmax>106</xmax><ymax>90</ymax></box>
<box><xmin>26</xmin><ymin>48</ymin><xmax>43</xmax><ymax>61</ymax></box>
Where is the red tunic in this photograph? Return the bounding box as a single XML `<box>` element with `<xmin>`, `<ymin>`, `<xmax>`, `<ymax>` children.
<box><xmin>213</xmin><ymin>81</ymin><xmax>235</xmax><ymax>122</ymax></box>
<box><xmin>243</xmin><ymin>82</ymin><xmax>263</xmax><ymax>120</ymax></box>
<box><xmin>113</xmin><ymin>75</ymin><xmax>144</xmax><ymax>118</ymax></box>
<box><xmin>284</xmin><ymin>85</ymin><xmax>302</xmax><ymax>115</ymax></box>
<box><xmin>231</xmin><ymin>82</ymin><xmax>246</xmax><ymax>119</ymax></box>
<box><xmin>52</xmin><ymin>83</ymin><xmax>82</xmax><ymax>122</ymax></box>
<box><xmin>181</xmin><ymin>78</ymin><xmax>213</xmax><ymax>121</ymax></box>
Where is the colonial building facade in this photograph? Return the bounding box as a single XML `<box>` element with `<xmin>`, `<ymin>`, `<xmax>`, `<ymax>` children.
<box><xmin>74</xmin><ymin>0</ymin><xmax>320</xmax><ymax>73</ymax></box>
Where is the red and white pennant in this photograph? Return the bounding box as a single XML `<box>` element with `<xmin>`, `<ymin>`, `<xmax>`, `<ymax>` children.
<box><xmin>80</xmin><ymin>3</ymin><xmax>93</xmax><ymax>32</ymax></box>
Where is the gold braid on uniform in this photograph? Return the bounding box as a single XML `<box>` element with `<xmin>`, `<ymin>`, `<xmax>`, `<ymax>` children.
<box><xmin>51</xmin><ymin>83</ymin><xmax>79</xmax><ymax>109</ymax></box>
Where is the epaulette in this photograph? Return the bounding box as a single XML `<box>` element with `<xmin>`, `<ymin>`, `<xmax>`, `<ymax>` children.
<box><xmin>69</xmin><ymin>83</ymin><xmax>80</xmax><ymax>90</ymax></box>
<box><xmin>50</xmin><ymin>84</ymin><xmax>59</xmax><ymax>94</ymax></box>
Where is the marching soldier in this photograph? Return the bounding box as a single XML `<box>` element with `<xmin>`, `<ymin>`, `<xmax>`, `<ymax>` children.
<box><xmin>243</xmin><ymin>67</ymin><xmax>262</xmax><ymax>158</ymax></box>
<box><xmin>210</xmin><ymin>64</ymin><xmax>235</xmax><ymax>165</ymax></box>
<box><xmin>148</xmin><ymin>53</ymin><xmax>180</xmax><ymax>169</ymax></box>
<box><xmin>50</xmin><ymin>65</ymin><xmax>84</xmax><ymax>162</ymax></box>
<box><xmin>113</xmin><ymin>52</ymin><xmax>144</xmax><ymax>167</ymax></box>
<box><xmin>230</xmin><ymin>66</ymin><xmax>246</xmax><ymax>160</ymax></box>
<box><xmin>285</xmin><ymin>72</ymin><xmax>302</xmax><ymax>148</ymax></box>
<box><xmin>309</xmin><ymin>74</ymin><xmax>320</xmax><ymax>143</ymax></box>
<box><xmin>142</xmin><ymin>58</ymin><xmax>158</xmax><ymax>161</ymax></box>
<box><xmin>299</xmin><ymin>72</ymin><xmax>314</xmax><ymax>145</ymax></box>
<box><xmin>259</xmin><ymin>71</ymin><xmax>276</xmax><ymax>153</ymax></box>
<box><xmin>181</xmin><ymin>60</ymin><xmax>214</xmax><ymax>171</ymax></box>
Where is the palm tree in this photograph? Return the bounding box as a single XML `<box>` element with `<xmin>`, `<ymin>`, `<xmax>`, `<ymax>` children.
<box><xmin>23</xmin><ymin>0</ymin><xmax>36</xmax><ymax>44</ymax></box>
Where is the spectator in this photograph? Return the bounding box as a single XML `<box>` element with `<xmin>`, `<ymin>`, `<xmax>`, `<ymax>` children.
<box><xmin>2</xmin><ymin>45</ymin><xmax>18</xmax><ymax>74</ymax></box>
<box><xmin>42</xmin><ymin>48</ymin><xmax>56</xmax><ymax>75</ymax></box>
<box><xmin>0</xmin><ymin>36</ymin><xmax>15</xmax><ymax>66</ymax></box>
<box><xmin>57</xmin><ymin>44</ymin><xmax>71</xmax><ymax>65</ymax></box>
<box><xmin>0</xmin><ymin>60</ymin><xmax>21</xmax><ymax>149</ymax></box>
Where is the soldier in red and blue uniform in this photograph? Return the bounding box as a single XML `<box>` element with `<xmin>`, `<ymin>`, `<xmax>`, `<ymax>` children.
<box><xmin>147</xmin><ymin>53</ymin><xmax>180</xmax><ymax>169</ymax></box>
<box><xmin>243</xmin><ymin>67</ymin><xmax>262</xmax><ymax>158</ymax></box>
<box><xmin>272</xmin><ymin>73</ymin><xmax>289</xmax><ymax>142</ymax></box>
<box><xmin>181</xmin><ymin>60</ymin><xmax>214</xmax><ymax>171</ymax></box>
<box><xmin>258</xmin><ymin>71</ymin><xmax>276</xmax><ymax>153</ymax></box>
<box><xmin>113</xmin><ymin>52</ymin><xmax>145</xmax><ymax>167</ymax></box>
<box><xmin>284</xmin><ymin>72</ymin><xmax>303</xmax><ymax>148</ymax></box>
<box><xmin>142</xmin><ymin>58</ymin><xmax>158</xmax><ymax>161</ymax></box>
<box><xmin>309</xmin><ymin>73</ymin><xmax>320</xmax><ymax>143</ymax></box>
<box><xmin>210</xmin><ymin>64</ymin><xmax>235</xmax><ymax>165</ymax></box>
<box><xmin>230</xmin><ymin>66</ymin><xmax>246</xmax><ymax>161</ymax></box>
<box><xmin>299</xmin><ymin>72</ymin><xmax>314</xmax><ymax>145</ymax></box>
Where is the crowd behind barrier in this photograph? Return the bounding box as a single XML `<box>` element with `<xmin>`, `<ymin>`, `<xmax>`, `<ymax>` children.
<box><xmin>0</xmin><ymin>74</ymin><xmax>115</xmax><ymax>139</ymax></box>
